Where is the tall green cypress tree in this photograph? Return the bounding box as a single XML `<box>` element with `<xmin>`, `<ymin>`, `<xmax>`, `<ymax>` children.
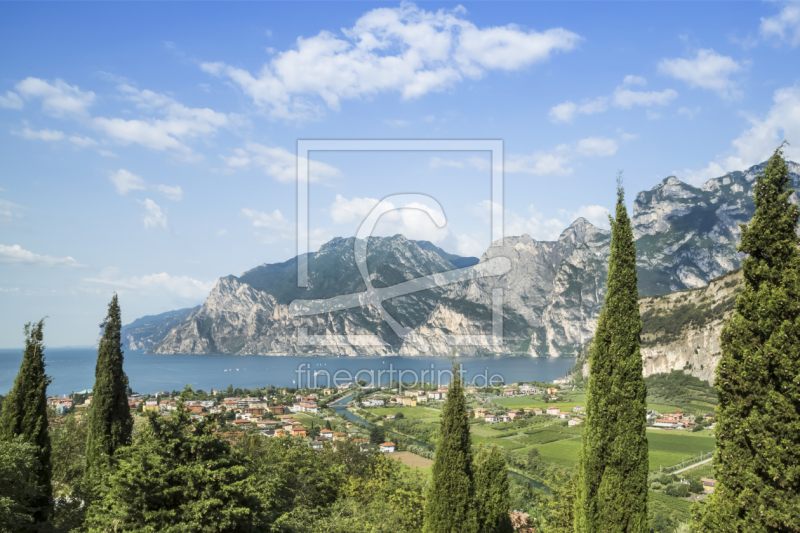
<box><xmin>575</xmin><ymin>182</ymin><xmax>649</xmax><ymax>532</ymax></box>
<box><xmin>474</xmin><ymin>445</ymin><xmax>513</xmax><ymax>533</ymax></box>
<box><xmin>0</xmin><ymin>320</ymin><xmax>52</xmax><ymax>522</ymax></box>
<box><xmin>423</xmin><ymin>362</ymin><xmax>477</xmax><ymax>533</ymax></box>
<box><xmin>694</xmin><ymin>145</ymin><xmax>800</xmax><ymax>532</ymax></box>
<box><xmin>85</xmin><ymin>294</ymin><xmax>133</xmax><ymax>480</ymax></box>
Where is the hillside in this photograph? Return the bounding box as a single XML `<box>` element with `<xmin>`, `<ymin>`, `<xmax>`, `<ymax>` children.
<box><xmin>574</xmin><ymin>268</ymin><xmax>743</xmax><ymax>383</ymax></box>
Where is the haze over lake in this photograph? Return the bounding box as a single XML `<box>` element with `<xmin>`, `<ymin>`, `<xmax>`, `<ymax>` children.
<box><xmin>0</xmin><ymin>349</ymin><xmax>577</xmax><ymax>397</ymax></box>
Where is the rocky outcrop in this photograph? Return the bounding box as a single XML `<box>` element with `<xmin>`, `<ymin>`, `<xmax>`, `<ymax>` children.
<box><xmin>118</xmin><ymin>306</ymin><xmax>199</xmax><ymax>352</ymax></box>
<box><xmin>633</xmin><ymin>161</ymin><xmax>800</xmax><ymax>296</ymax></box>
<box><xmin>574</xmin><ymin>269</ymin><xmax>743</xmax><ymax>383</ymax></box>
<box><xmin>639</xmin><ymin>269</ymin><xmax>742</xmax><ymax>382</ymax></box>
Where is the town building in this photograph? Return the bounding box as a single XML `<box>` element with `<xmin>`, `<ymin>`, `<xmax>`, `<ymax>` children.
<box><xmin>379</xmin><ymin>442</ymin><xmax>396</xmax><ymax>453</ymax></box>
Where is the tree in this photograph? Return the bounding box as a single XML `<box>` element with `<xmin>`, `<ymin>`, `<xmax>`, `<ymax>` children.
<box><xmin>474</xmin><ymin>445</ymin><xmax>512</xmax><ymax>533</ymax></box>
<box><xmin>325</xmin><ymin>420</ymin><xmax>332</xmax><ymax>431</ymax></box>
<box><xmin>85</xmin><ymin>294</ymin><xmax>133</xmax><ymax>482</ymax></box>
<box><xmin>423</xmin><ymin>362</ymin><xmax>477</xmax><ymax>533</ymax></box>
<box><xmin>369</xmin><ymin>425</ymin><xmax>386</xmax><ymax>446</ymax></box>
<box><xmin>575</xmin><ymin>181</ymin><xmax>649</xmax><ymax>532</ymax></box>
<box><xmin>84</xmin><ymin>402</ymin><xmax>264</xmax><ymax>532</ymax></box>
<box><xmin>0</xmin><ymin>320</ymin><xmax>52</xmax><ymax>524</ymax></box>
<box><xmin>0</xmin><ymin>438</ymin><xmax>49</xmax><ymax>532</ymax></box>
<box><xmin>694</xmin><ymin>145</ymin><xmax>800</xmax><ymax>532</ymax></box>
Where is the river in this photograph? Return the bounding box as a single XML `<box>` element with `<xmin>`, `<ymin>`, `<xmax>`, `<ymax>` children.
<box><xmin>0</xmin><ymin>348</ymin><xmax>576</xmax><ymax>397</ymax></box>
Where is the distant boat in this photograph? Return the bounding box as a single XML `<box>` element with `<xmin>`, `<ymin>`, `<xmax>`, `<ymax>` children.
<box><xmin>314</xmin><ymin>371</ymin><xmax>325</xmax><ymax>377</ymax></box>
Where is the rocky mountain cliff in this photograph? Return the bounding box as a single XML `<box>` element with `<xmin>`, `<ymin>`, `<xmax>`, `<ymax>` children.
<box><xmin>634</xmin><ymin>160</ymin><xmax>800</xmax><ymax>295</ymax></box>
<box><xmin>117</xmin><ymin>306</ymin><xmax>199</xmax><ymax>352</ymax></box>
<box><xmin>135</xmin><ymin>160</ymin><xmax>796</xmax><ymax>360</ymax></box>
<box><xmin>574</xmin><ymin>268</ymin><xmax>743</xmax><ymax>383</ymax></box>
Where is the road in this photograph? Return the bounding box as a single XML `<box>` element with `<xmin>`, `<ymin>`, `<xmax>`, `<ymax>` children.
<box><xmin>672</xmin><ymin>457</ymin><xmax>713</xmax><ymax>474</ymax></box>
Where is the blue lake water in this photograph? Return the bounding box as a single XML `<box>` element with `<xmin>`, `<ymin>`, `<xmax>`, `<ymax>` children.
<box><xmin>0</xmin><ymin>348</ymin><xmax>576</xmax><ymax>397</ymax></box>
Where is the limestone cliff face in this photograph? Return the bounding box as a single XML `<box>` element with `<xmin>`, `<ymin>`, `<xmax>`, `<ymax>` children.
<box><xmin>574</xmin><ymin>269</ymin><xmax>743</xmax><ymax>383</ymax></box>
<box><xmin>633</xmin><ymin>161</ymin><xmax>800</xmax><ymax>296</ymax></box>
<box><xmin>639</xmin><ymin>269</ymin><xmax>742</xmax><ymax>382</ymax></box>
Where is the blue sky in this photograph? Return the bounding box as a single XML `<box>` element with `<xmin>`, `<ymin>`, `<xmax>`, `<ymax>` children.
<box><xmin>1</xmin><ymin>1</ymin><xmax>799</xmax><ymax>347</ymax></box>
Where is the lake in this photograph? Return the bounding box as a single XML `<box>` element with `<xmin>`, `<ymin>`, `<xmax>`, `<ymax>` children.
<box><xmin>0</xmin><ymin>348</ymin><xmax>577</xmax><ymax>396</ymax></box>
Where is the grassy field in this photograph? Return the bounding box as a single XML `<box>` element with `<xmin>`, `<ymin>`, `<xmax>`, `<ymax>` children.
<box><xmin>491</xmin><ymin>393</ymin><xmax>587</xmax><ymax>410</ymax></box>
<box><xmin>646</xmin><ymin>431</ymin><xmax>716</xmax><ymax>471</ymax></box>
<box><xmin>361</xmin><ymin>406</ymin><xmax>442</xmax><ymax>422</ymax></box>
<box><xmin>379</xmin><ymin>404</ymin><xmax>716</xmax><ymax>473</ymax></box>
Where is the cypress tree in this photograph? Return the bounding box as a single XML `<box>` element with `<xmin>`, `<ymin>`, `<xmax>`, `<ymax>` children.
<box><xmin>575</xmin><ymin>181</ymin><xmax>649</xmax><ymax>532</ymax></box>
<box><xmin>0</xmin><ymin>319</ymin><xmax>52</xmax><ymax>522</ymax></box>
<box><xmin>423</xmin><ymin>362</ymin><xmax>477</xmax><ymax>533</ymax></box>
<box><xmin>694</xmin><ymin>144</ymin><xmax>800</xmax><ymax>532</ymax></box>
<box><xmin>474</xmin><ymin>445</ymin><xmax>513</xmax><ymax>533</ymax></box>
<box><xmin>85</xmin><ymin>294</ymin><xmax>133</xmax><ymax>480</ymax></box>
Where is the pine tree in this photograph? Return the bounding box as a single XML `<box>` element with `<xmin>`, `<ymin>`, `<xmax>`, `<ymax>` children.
<box><xmin>575</xmin><ymin>181</ymin><xmax>649</xmax><ymax>532</ymax></box>
<box><xmin>694</xmin><ymin>145</ymin><xmax>800</xmax><ymax>532</ymax></box>
<box><xmin>85</xmin><ymin>294</ymin><xmax>133</xmax><ymax>481</ymax></box>
<box><xmin>423</xmin><ymin>362</ymin><xmax>477</xmax><ymax>533</ymax></box>
<box><xmin>474</xmin><ymin>445</ymin><xmax>513</xmax><ymax>533</ymax></box>
<box><xmin>0</xmin><ymin>320</ymin><xmax>52</xmax><ymax>523</ymax></box>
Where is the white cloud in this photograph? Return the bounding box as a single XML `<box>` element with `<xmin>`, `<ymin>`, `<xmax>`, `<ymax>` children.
<box><xmin>612</xmin><ymin>87</ymin><xmax>678</xmax><ymax>108</ymax></box>
<box><xmin>549</xmin><ymin>97</ymin><xmax>608</xmax><ymax>123</ymax></box>
<box><xmin>560</xmin><ymin>205</ymin><xmax>611</xmax><ymax>229</ymax></box>
<box><xmin>0</xmin><ymin>199</ymin><xmax>23</xmax><ymax>223</ymax></box>
<box><xmin>622</xmin><ymin>75</ymin><xmax>647</xmax><ymax>86</ymax></box>
<box><xmin>0</xmin><ymin>244</ymin><xmax>85</xmax><ymax>267</ymax></box>
<box><xmin>110</xmin><ymin>169</ymin><xmax>146</xmax><ymax>195</ymax></box>
<box><xmin>154</xmin><ymin>184</ymin><xmax>183</xmax><ymax>201</ymax></box>
<box><xmin>657</xmin><ymin>49</ymin><xmax>744</xmax><ymax>98</ymax></box>
<box><xmin>678</xmin><ymin>106</ymin><xmax>701</xmax><ymax>119</ymax></box>
<box><xmin>92</xmin><ymin>84</ymin><xmax>233</xmax><ymax>159</ymax></box>
<box><xmin>241</xmin><ymin>207</ymin><xmax>295</xmax><ymax>243</ymax></box>
<box><xmin>109</xmin><ymin>168</ymin><xmax>183</xmax><ymax>200</ymax></box>
<box><xmin>242</xmin><ymin>207</ymin><xmax>292</xmax><ymax>230</ymax></box>
<box><xmin>760</xmin><ymin>3</ymin><xmax>800</xmax><ymax>47</ymax></box>
<box><xmin>13</xmin><ymin>127</ymin><xmax>65</xmax><ymax>141</ymax></box>
<box><xmin>0</xmin><ymin>91</ymin><xmax>24</xmax><ymax>110</ymax></box>
<box><xmin>476</xmin><ymin>200</ymin><xmax>565</xmax><ymax>241</ymax></box>
<box><xmin>680</xmin><ymin>85</ymin><xmax>800</xmax><ymax>185</ymax></box>
<box><xmin>646</xmin><ymin>110</ymin><xmax>662</xmax><ymax>120</ymax></box>
<box><xmin>202</xmin><ymin>3</ymin><xmax>581</xmax><ymax>120</ymax></box>
<box><xmin>98</xmin><ymin>150</ymin><xmax>117</xmax><ymax>158</ymax></box>
<box><xmin>329</xmin><ymin>195</ymin><xmax>382</xmax><ymax>224</ymax></box>
<box><xmin>385</xmin><ymin>119</ymin><xmax>411</xmax><ymax>127</ymax></box>
<box><xmin>68</xmin><ymin>135</ymin><xmax>97</xmax><ymax>148</ymax></box>
<box><xmin>575</xmin><ymin>137</ymin><xmax>618</xmax><ymax>157</ymax></box>
<box><xmin>139</xmin><ymin>198</ymin><xmax>168</xmax><ymax>230</ymax></box>
<box><xmin>222</xmin><ymin>143</ymin><xmax>341</xmax><ymax>183</ymax></box>
<box><xmin>550</xmin><ymin>76</ymin><xmax>676</xmax><ymax>123</ymax></box>
<box><xmin>15</xmin><ymin>77</ymin><xmax>95</xmax><ymax>117</ymax></box>
<box><xmin>505</xmin><ymin>136</ymin><xmax>619</xmax><ymax>176</ymax></box>
<box><xmin>84</xmin><ymin>268</ymin><xmax>214</xmax><ymax>299</ymax></box>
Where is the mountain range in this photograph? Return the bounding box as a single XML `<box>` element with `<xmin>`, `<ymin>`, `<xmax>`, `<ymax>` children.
<box><xmin>115</xmin><ymin>160</ymin><xmax>799</xmax><ymax>361</ymax></box>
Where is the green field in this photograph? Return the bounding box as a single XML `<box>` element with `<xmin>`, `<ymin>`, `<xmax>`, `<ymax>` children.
<box><xmin>491</xmin><ymin>392</ymin><xmax>587</xmax><ymax>410</ymax></box>
<box><xmin>646</xmin><ymin>431</ymin><xmax>716</xmax><ymax>471</ymax></box>
<box><xmin>362</xmin><ymin>406</ymin><xmax>442</xmax><ymax>422</ymax></box>
<box><xmin>535</xmin><ymin>438</ymin><xmax>583</xmax><ymax>467</ymax></box>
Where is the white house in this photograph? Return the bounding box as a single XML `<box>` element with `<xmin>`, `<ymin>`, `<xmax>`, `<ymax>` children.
<box><xmin>363</xmin><ymin>398</ymin><xmax>385</xmax><ymax>407</ymax></box>
<box><xmin>379</xmin><ymin>442</ymin><xmax>396</xmax><ymax>453</ymax></box>
<box><xmin>568</xmin><ymin>418</ymin><xmax>583</xmax><ymax>427</ymax></box>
